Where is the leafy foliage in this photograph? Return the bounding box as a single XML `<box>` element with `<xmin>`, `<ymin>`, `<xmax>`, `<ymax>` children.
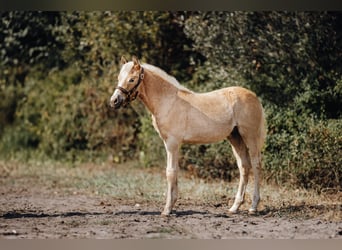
<box><xmin>0</xmin><ymin>11</ymin><xmax>64</xmax><ymax>71</ymax></box>
<box><xmin>0</xmin><ymin>11</ymin><xmax>341</xmax><ymax>192</ymax></box>
<box><xmin>0</xmin><ymin>11</ymin><xmax>65</xmax><ymax>134</ymax></box>
<box><xmin>184</xmin><ymin>12</ymin><xmax>342</xmax><ymax>119</ymax></box>
<box><xmin>264</xmin><ymin>104</ymin><xmax>341</xmax><ymax>191</ymax></box>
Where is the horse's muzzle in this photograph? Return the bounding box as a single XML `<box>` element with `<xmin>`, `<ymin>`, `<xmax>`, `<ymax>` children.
<box><xmin>110</xmin><ymin>95</ymin><xmax>124</xmax><ymax>109</ymax></box>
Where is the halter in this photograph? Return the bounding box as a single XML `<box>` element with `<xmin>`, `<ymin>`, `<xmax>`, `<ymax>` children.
<box><xmin>115</xmin><ymin>67</ymin><xmax>144</xmax><ymax>106</ymax></box>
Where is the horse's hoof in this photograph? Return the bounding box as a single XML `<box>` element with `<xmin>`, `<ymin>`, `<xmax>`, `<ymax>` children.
<box><xmin>248</xmin><ymin>208</ymin><xmax>257</xmax><ymax>215</ymax></box>
<box><xmin>228</xmin><ymin>209</ymin><xmax>238</xmax><ymax>214</ymax></box>
<box><xmin>161</xmin><ymin>210</ymin><xmax>171</xmax><ymax>216</ymax></box>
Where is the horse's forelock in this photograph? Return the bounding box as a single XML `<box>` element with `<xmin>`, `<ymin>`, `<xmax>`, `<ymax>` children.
<box><xmin>120</xmin><ymin>62</ymin><xmax>134</xmax><ymax>73</ymax></box>
<box><xmin>117</xmin><ymin>62</ymin><xmax>133</xmax><ymax>85</ymax></box>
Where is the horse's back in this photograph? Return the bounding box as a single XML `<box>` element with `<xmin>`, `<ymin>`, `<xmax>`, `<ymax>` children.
<box><xmin>177</xmin><ymin>88</ymin><xmax>234</xmax><ymax>123</ymax></box>
<box><xmin>178</xmin><ymin>86</ymin><xmax>261</xmax><ymax>117</ymax></box>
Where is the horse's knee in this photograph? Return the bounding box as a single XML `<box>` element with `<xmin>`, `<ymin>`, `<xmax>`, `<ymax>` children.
<box><xmin>239</xmin><ymin>165</ymin><xmax>250</xmax><ymax>176</ymax></box>
<box><xmin>166</xmin><ymin>169</ymin><xmax>178</xmax><ymax>182</ymax></box>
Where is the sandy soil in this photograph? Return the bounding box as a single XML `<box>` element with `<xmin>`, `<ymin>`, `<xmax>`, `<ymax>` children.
<box><xmin>0</xmin><ymin>185</ymin><xmax>341</xmax><ymax>239</ymax></box>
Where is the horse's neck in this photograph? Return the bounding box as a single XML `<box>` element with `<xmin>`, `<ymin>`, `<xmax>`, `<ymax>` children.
<box><xmin>138</xmin><ymin>70</ymin><xmax>178</xmax><ymax>116</ymax></box>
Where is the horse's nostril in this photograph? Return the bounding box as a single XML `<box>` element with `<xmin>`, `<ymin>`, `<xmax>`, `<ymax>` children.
<box><xmin>109</xmin><ymin>97</ymin><xmax>118</xmax><ymax>109</ymax></box>
<box><xmin>112</xmin><ymin>95</ymin><xmax>123</xmax><ymax>109</ymax></box>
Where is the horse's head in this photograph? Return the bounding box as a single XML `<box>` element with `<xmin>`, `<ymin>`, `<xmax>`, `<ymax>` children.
<box><xmin>109</xmin><ymin>56</ymin><xmax>144</xmax><ymax>109</ymax></box>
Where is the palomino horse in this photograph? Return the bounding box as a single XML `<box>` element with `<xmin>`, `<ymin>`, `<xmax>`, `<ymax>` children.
<box><xmin>110</xmin><ymin>56</ymin><xmax>266</xmax><ymax>216</ymax></box>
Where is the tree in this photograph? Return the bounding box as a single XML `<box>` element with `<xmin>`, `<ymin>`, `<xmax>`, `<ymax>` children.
<box><xmin>0</xmin><ymin>11</ymin><xmax>65</xmax><ymax>83</ymax></box>
<box><xmin>184</xmin><ymin>11</ymin><xmax>342</xmax><ymax>118</ymax></box>
<box><xmin>58</xmin><ymin>11</ymin><xmax>198</xmax><ymax>82</ymax></box>
<box><xmin>0</xmin><ymin>11</ymin><xmax>65</xmax><ymax>134</ymax></box>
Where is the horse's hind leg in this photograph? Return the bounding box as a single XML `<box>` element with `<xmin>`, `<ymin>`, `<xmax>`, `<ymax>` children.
<box><xmin>228</xmin><ymin>128</ymin><xmax>251</xmax><ymax>213</ymax></box>
<box><xmin>241</xmin><ymin>133</ymin><xmax>262</xmax><ymax>214</ymax></box>
<box><xmin>247</xmin><ymin>146</ymin><xmax>262</xmax><ymax>214</ymax></box>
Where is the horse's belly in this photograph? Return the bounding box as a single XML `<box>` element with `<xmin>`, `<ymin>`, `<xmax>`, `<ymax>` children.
<box><xmin>182</xmin><ymin>116</ymin><xmax>233</xmax><ymax>144</ymax></box>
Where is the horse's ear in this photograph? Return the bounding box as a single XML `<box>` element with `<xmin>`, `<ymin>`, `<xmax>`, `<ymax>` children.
<box><xmin>132</xmin><ymin>56</ymin><xmax>141</xmax><ymax>70</ymax></box>
<box><xmin>121</xmin><ymin>56</ymin><xmax>127</xmax><ymax>65</ymax></box>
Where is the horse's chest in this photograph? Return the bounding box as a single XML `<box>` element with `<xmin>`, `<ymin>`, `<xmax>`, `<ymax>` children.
<box><xmin>151</xmin><ymin>112</ymin><xmax>185</xmax><ymax>141</ymax></box>
<box><xmin>151</xmin><ymin>115</ymin><xmax>164</xmax><ymax>138</ymax></box>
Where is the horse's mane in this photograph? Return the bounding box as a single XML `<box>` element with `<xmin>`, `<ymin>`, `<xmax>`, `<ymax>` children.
<box><xmin>142</xmin><ymin>63</ymin><xmax>192</xmax><ymax>93</ymax></box>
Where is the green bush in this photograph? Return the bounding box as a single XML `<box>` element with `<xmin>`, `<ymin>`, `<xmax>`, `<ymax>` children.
<box><xmin>0</xmin><ymin>66</ymin><xmax>138</xmax><ymax>162</ymax></box>
<box><xmin>180</xmin><ymin>141</ymin><xmax>238</xmax><ymax>181</ymax></box>
<box><xmin>264</xmin><ymin>105</ymin><xmax>341</xmax><ymax>192</ymax></box>
<box><xmin>0</xmin><ymin>84</ymin><xmax>22</xmax><ymax>135</ymax></box>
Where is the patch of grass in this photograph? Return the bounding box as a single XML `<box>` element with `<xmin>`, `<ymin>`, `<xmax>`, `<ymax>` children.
<box><xmin>148</xmin><ymin>227</ymin><xmax>176</xmax><ymax>234</ymax></box>
<box><xmin>0</xmin><ymin>159</ymin><xmax>340</xmax><ymax>221</ymax></box>
<box><xmin>0</xmin><ymin>159</ymin><xmax>232</xmax><ymax>202</ymax></box>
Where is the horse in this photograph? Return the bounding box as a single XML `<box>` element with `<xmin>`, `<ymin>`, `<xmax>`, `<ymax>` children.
<box><xmin>109</xmin><ymin>56</ymin><xmax>266</xmax><ymax>216</ymax></box>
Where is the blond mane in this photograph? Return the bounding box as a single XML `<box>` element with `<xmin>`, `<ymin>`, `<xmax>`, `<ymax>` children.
<box><xmin>142</xmin><ymin>63</ymin><xmax>192</xmax><ymax>93</ymax></box>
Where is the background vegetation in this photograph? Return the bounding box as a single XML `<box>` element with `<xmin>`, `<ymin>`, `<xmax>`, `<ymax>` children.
<box><xmin>0</xmin><ymin>11</ymin><xmax>341</xmax><ymax>192</ymax></box>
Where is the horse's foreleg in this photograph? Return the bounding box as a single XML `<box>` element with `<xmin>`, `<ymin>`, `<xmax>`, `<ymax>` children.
<box><xmin>162</xmin><ymin>139</ymin><xmax>179</xmax><ymax>216</ymax></box>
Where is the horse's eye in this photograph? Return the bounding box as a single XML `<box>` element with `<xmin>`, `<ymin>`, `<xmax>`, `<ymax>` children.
<box><xmin>128</xmin><ymin>78</ymin><xmax>135</xmax><ymax>83</ymax></box>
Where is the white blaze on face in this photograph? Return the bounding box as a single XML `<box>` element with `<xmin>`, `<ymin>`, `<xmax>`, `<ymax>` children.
<box><xmin>110</xmin><ymin>62</ymin><xmax>134</xmax><ymax>104</ymax></box>
<box><xmin>117</xmin><ymin>62</ymin><xmax>134</xmax><ymax>88</ymax></box>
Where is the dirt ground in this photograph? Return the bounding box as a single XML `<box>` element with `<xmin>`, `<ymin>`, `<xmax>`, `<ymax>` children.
<box><xmin>0</xmin><ymin>161</ymin><xmax>341</xmax><ymax>239</ymax></box>
<box><xmin>0</xmin><ymin>185</ymin><xmax>341</xmax><ymax>239</ymax></box>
